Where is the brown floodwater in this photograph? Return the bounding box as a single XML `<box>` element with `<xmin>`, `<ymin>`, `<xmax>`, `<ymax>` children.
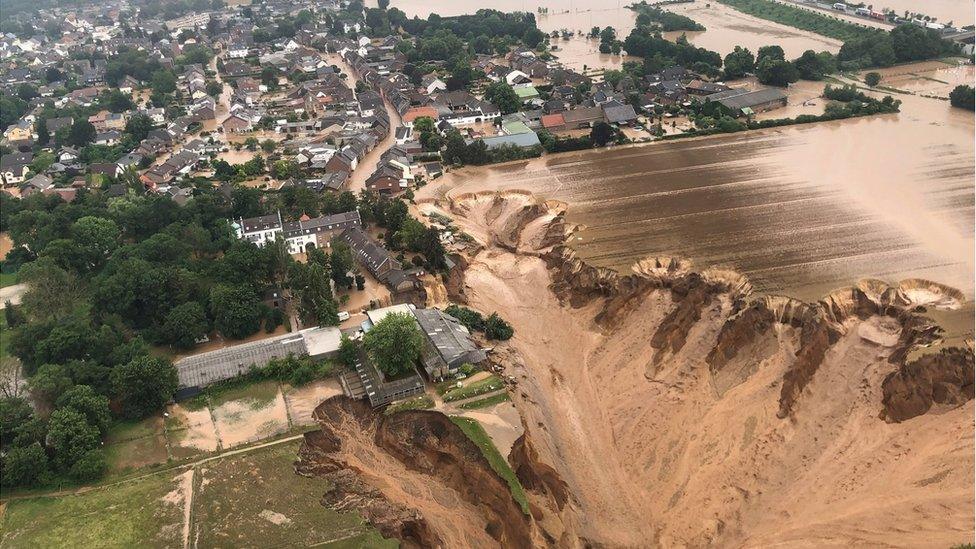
<box><xmin>870</xmin><ymin>0</ymin><xmax>974</xmax><ymax>26</ymax></box>
<box><xmin>662</xmin><ymin>2</ymin><xmax>842</xmax><ymax>57</ymax></box>
<box><xmin>419</xmin><ymin>64</ymin><xmax>975</xmax><ymax>343</ymax></box>
<box><xmin>384</xmin><ymin>0</ymin><xmax>845</xmax><ymax>67</ymax></box>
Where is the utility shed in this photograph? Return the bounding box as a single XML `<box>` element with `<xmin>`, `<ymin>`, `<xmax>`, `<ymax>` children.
<box><xmin>706</xmin><ymin>88</ymin><xmax>788</xmax><ymax>115</ymax></box>
<box><xmin>413</xmin><ymin>308</ymin><xmax>487</xmax><ymax>379</ymax></box>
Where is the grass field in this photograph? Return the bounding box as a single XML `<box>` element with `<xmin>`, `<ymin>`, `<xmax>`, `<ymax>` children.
<box><xmin>717</xmin><ymin>0</ymin><xmax>879</xmax><ymax>41</ymax></box>
<box><xmin>458</xmin><ymin>391</ymin><xmax>510</xmax><ymax>410</ymax></box>
<box><xmin>0</xmin><ymin>271</ymin><xmax>16</xmax><ymax>288</ymax></box>
<box><xmin>3</xmin><ymin>440</ymin><xmax>396</xmax><ymax>548</ymax></box>
<box><xmin>1</xmin><ymin>473</ymin><xmax>185</xmax><ymax>548</ymax></box>
<box><xmin>450</xmin><ymin>417</ymin><xmax>530</xmax><ymax>515</ymax></box>
<box><xmin>192</xmin><ymin>441</ymin><xmax>396</xmax><ymax>548</ymax></box>
<box><xmin>103</xmin><ymin>417</ymin><xmax>170</xmax><ymax>473</ymax></box>
<box><xmin>384</xmin><ymin>394</ymin><xmax>435</xmax><ymax>415</ymax></box>
<box><xmin>442</xmin><ymin>375</ymin><xmax>504</xmax><ymax>402</ymax></box>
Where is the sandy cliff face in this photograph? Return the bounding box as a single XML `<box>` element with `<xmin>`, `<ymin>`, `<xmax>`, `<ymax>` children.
<box><xmin>427</xmin><ymin>191</ymin><xmax>974</xmax><ymax>548</ymax></box>
<box><xmin>296</xmin><ymin>191</ymin><xmax>973</xmax><ymax>548</ymax></box>
<box><xmin>296</xmin><ymin>397</ymin><xmax>552</xmax><ymax>548</ymax></box>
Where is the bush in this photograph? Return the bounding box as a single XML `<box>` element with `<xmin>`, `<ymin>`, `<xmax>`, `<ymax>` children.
<box><xmin>949</xmin><ymin>85</ymin><xmax>975</xmax><ymax>110</ymax></box>
<box><xmin>484</xmin><ymin>313</ymin><xmax>514</xmax><ymax>341</ymax></box>
<box><xmin>864</xmin><ymin>72</ymin><xmax>881</xmax><ymax>87</ymax></box>
<box><xmin>68</xmin><ymin>449</ymin><xmax>107</xmax><ymax>482</ymax></box>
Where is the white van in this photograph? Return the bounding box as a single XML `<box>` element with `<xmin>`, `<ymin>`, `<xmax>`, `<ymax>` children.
<box><xmin>337</xmin><ymin>311</ymin><xmax>351</xmax><ymax>321</ymax></box>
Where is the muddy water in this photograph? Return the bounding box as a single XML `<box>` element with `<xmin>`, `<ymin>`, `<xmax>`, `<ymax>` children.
<box><xmin>386</xmin><ymin>0</ymin><xmax>844</xmax><ymax>68</ymax></box>
<box><xmin>872</xmin><ymin>0</ymin><xmax>974</xmax><ymax>26</ymax></box>
<box><xmin>421</xmin><ymin>66</ymin><xmax>975</xmax><ymax>343</ymax></box>
<box><xmin>662</xmin><ymin>2</ymin><xmax>842</xmax><ymax>57</ymax></box>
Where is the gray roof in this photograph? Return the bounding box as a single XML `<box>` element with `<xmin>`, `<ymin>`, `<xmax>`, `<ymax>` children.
<box><xmin>481</xmin><ymin>131</ymin><xmax>541</xmax><ymax>150</ymax></box>
<box><xmin>413</xmin><ymin>308</ymin><xmax>486</xmax><ymax>377</ymax></box>
<box><xmin>707</xmin><ymin>88</ymin><xmax>787</xmax><ymax>111</ymax></box>
<box><xmin>281</xmin><ymin>210</ymin><xmax>361</xmax><ymax>238</ymax></box>
<box><xmin>175</xmin><ymin>333</ymin><xmax>308</xmax><ymax>388</ymax></box>
<box><xmin>603</xmin><ymin>103</ymin><xmax>637</xmax><ymax>124</ymax></box>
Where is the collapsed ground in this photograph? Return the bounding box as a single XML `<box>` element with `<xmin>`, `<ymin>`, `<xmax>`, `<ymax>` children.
<box><xmin>296</xmin><ymin>190</ymin><xmax>973</xmax><ymax>547</ymax></box>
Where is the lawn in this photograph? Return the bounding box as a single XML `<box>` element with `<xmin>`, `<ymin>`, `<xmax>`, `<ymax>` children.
<box><xmin>442</xmin><ymin>375</ymin><xmax>504</xmax><ymax>402</ymax></box>
<box><xmin>0</xmin><ymin>271</ymin><xmax>16</xmax><ymax>288</ymax></box>
<box><xmin>192</xmin><ymin>441</ymin><xmax>395</xmax><ymax>547</ymax></box>
<box><xmin>384</xmin><ymin>394</ymin><xmax>435</xmax><ymax>415</ymax></box>
<box><xmin>1</xmin><ymin>472</ymin><xmax>185</xmax><ymax>548</ymax></box>
<box><xmin>103</xmin><ymin>417</ymin><xmax>170</xmax><ymax>473</ymax></box>
<box><xmin>458</xmin><ymin>391</ymin><xmax>510</xmax><ymax>410</ymax></box>
<box><xmin>717</xmin><ymin>0</ymin><xmax>878</xmax><ymax>41</ymax></box>
<box><xmin>449</xmin><ymin>417</ymin><xmax>530</xmax><ymax>515</ymax></box>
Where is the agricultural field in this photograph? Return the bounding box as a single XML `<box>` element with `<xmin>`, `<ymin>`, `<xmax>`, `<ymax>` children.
<box><xmin>2</xmin><ymin>441</ymin><xmax>395</xmax><ymax>549</ymax></box>
<box><xmin>192</xmin><ymin>441</ymin><xmax>394</xmax><ymax>548</ymax></box>
<box><xmin>1</xmin><ymin>471</ymin><xmax>187</xmax><ymax>548</ymax></box>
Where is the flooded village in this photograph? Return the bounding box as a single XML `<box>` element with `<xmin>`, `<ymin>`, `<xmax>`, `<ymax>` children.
<box><xmin>0</xmin><ymin>0</ymin><xmax>973</xmax><ymax>546</ymax></box>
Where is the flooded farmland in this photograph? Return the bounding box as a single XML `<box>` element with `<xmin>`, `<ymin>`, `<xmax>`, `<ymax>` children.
<box><xmin>419</xmin><ymin>65</ymin><xmax>975</xmax><ymax>344</ymax></box>
<box><xmin>385</xmin><ymin>0</ymin><xmax>846</xmax><ymax>68</ymax></box>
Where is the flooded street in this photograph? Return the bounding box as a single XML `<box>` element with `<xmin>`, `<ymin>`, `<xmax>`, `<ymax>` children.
<box><xmin>419</xmin><ymin>63</ymin><xmax>975</xmax><ymax>343</ymax></box>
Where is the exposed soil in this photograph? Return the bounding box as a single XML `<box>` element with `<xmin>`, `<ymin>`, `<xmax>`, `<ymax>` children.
<box><xmin>415</xmin><ymin>190</ymin><xmax>976</xmax><ymax>547</ymax></box>
<box><xmin>295</xmin><ymin>397</ymin><xmax>554</xmax><ymax>547</ymax></box>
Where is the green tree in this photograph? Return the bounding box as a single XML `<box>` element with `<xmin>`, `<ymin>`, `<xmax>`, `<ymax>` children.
<box><xmin>363</xmin><ymin>312</ymin><xmax>422</xmax><ymax>377</ymax></box>
<box><xmin>484</xmin><ymin>312</ymin><xmax>514</xmax><ymax>340</ymax></box>
<box><xmin>35</xmin><ymin>117</ymin><xmax>50</xmax><ymax>146</ymax></box>
<box><xmin>47</xmin><ymin>408</ymin><xmax>100</xmax><ymax>469</ymax></box>
<box><xmin>160</xmin><ymin>302</ymin><xmax>209</xmax><ymax>349</ymax></box>
<box><xmin>864</xmin><ymin>71</ymin><xmax>882</xmax><ymax>86</ymax></box>
<box><xmin>66</xmin><ymin>119</ymin><xmax>96</xmax><ymax>147</ymax></box>
<box><xmin>590</xmin><ymin>121</ymin><xmax>615</xmax><ymax>147</ymax></box>
<box><xmin>125</xmin><ymin>114</ymin><xmax>155</xmax><ymax>142</ymax></box>
<box><xmin>29</xmin><ymin>363</ymin><xmax>73</xmax><ymax>405</ymax></box>
<box><xmin>949</xmin><ymin>85</ymin><xmax>974</xmax><ymax>110</ymax></box>
<box><xmin>793</xmin><ymin>50</ymin><xmax>835</xmax><ymax>80</ymax></box>
<box><xmin>1</xmin><ymin>444</ymin><xmax>49</xmax><ymax>487</ymax></box>
<box><xmin>57</xmin><ymin>385</ymin><xmax>111</xmax><ymax>434</ymax></box>
<box><xmin>338</xmin><ymin>334</ymin><xmax>359</xmax><ymax>366</ymax></box>
<box><xmin>723</xmin><ymin>46</ymin><xmax>755</xmax><ymax>79</ymax></box>
<box><xmin>756</xmin><ymin>58</ymin><xmax>800</xmax><ymax>86</ymax></box>
<box><xmin>289</xmin><ymin>261</ymin><xmax>339</xmax><ymax>326</ymax></box>
<box><xmin>150</xmin><ymin>69</ymin><xmax>177</xmax><ymax>94</ymax></box>
<box><xmin>260</xmin><ymin>139</ymin><xmax>276</xmax><ymax>153</ymax></box>
<box><xmin>111</xmin><ymin>355</ymin><xmax>178</xmax><ymax>419</ymax></box>
<box><xmin>756</xmin><ymin>44</ymin><xmax>785</xmax><ymax>63</ymax></box>
<box><xmin>483</xmin><ymin>81</ymin><xmax>521</xmax><ymax>114</ymax></box>
<box><xmin>69</xmin><ymin>449</ymin><xmax>107</xmax><ymax>481</ymax></box>
<box><xmin>72</xmin><ymin>216</ymin><xmax>121</xmax><ymax>269</ymax></box>
<box><xmin>209</xmin><ymin>284</ymin><xmax>262</xmax><ymax>339</ymax></box>
<box><xmin>0</xmin><ymin>396</ymin><xmax>35</xmax><ymax>445</ymax></box>
<box><xmin>329</xmin><ymin>238</ymin><xmax>354</xmax><ymax>288</ymax></box>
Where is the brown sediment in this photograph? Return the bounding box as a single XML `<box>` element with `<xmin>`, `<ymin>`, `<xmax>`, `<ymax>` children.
<box><xmin>295</xmin><ymin>397</ymin><xmax>549</xmax><ymax>548</ymax></box>
<box><xmin>880</xmin><ymin>348</ymin><xmax>976</xmax><ymax>423</ymax></box>
<box><xmin>427</xmin><ymin>190</ymin><xmax>974</xmax><ymax>547</ymax></box>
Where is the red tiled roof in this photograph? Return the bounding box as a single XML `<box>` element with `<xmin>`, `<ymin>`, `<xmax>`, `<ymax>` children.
<box><xmin>402</xmin><ymin>106</ymin><xmax>438</xmax><ymax>123</ymax></box>
<box><xmin>541</xmin><ymin>113</ymin><xmax>565</xmax><ymax>128</ymax></box>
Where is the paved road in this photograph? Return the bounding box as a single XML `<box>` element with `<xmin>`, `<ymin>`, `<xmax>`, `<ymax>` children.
<box><xmin>326</xmin><ymin>53</ymin><xmax>403</xmax><ymax>193</ymax></box>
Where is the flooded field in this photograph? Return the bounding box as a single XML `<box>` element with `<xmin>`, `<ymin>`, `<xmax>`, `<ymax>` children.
<box><xmin>872</xmin><ymin>0</ymin><xmax>974</xmax><ymax>26</ymax></box>
<box><xmin>662</xmin><ymin>2</ymin><xmax>843</xmax><ymax>57</ymax></box>
<box><xmin>385</xmin><ymin>0</ymin><xmax>846</xmax><ymax>67</ymax></box>
<box><xmin>419</xmin><ymin>63</ymin><xmax>975</xmax><ymax>343</ymax></box>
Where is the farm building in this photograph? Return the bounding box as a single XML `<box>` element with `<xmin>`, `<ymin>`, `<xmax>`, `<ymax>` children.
<box><xmin>706</xmin><ymin>88</ymin><xmax>788</xmax><ymax>116</ymax></box>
